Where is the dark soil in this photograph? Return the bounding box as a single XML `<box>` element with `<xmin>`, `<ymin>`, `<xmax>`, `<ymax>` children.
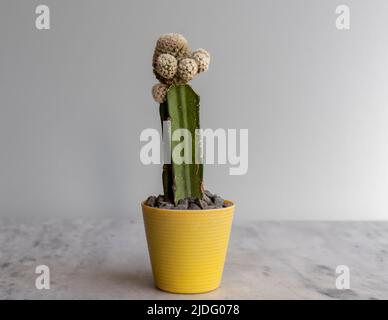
<box><xmin>144</xmin><ymin>190</ymin><xmax>232</xmax><ymax>210</ymax></box>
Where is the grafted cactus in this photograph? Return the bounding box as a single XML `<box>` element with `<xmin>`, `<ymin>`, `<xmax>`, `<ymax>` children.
<box><xmin>151</xmin><ymin>33</ymin><xmax>210</xmax><ymax>90</ymax></box>
<box><xmin>152</xmin><ymin>33</ymin><xmax>210</xmax><ymax>204</ymax></box>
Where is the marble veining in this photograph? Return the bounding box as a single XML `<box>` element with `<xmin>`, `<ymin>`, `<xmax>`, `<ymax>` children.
<box><xmin>0</xmin><ymin>219</ymin><xmax>387</xmax><ymax>299</ymax></box>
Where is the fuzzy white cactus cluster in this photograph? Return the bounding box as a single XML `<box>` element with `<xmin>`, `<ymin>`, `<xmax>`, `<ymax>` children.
<box><xmin>152</xmin><ymin>33</ymin><xmax>211</xmax><ymax>103</ymax></box>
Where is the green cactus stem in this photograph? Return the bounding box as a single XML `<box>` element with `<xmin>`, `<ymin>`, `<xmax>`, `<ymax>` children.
<box><xmin>166</xmin><ymin>84</ymin><xmax>204</xmax><ymax>204</ymax></box>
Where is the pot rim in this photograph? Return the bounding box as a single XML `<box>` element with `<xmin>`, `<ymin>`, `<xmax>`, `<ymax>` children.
<box><xmin>141</xmin><ymin>199</ymin><xmax>235</xmax><ymax>214</ymax></box>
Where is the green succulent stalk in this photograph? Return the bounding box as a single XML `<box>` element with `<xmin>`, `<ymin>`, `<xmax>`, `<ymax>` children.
<box><xmin>165</xmin><ymin>84</ymin><xmax>203</xmax><ymax>204</ymax></box>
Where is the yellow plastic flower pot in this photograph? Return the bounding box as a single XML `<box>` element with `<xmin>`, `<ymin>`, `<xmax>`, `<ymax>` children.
<box><xmin>142</xmin><ymin>201</ymin><xmax>235</xmax><ymax>294</ymax></box>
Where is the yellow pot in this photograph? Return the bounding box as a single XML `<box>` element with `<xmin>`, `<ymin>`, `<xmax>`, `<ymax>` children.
<box><xmin>142</xmin><ymin>201</ymin><xmax>234</xmax><ymax>294</ymax></box>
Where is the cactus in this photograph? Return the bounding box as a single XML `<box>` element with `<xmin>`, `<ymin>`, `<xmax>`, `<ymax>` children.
<box><xmin>151</xmin><ymin>34</ymin><xmax>211</xmax><ymax>94</ymax></box>
<box><xmin>177</xmin><ymin>58</ymin><xmax>198</xmax><ymax>82</ymax></box>
<box><xmin>152</xmin><ymin>34</ymin><xmax>210</xmax><ymax>204</ymax></box>
<box><xmin>155</xmin><ymin>54</ymin><xmax>178</xmax><ymax>80</ymax></box>
<box><xmin>167</xmin><ymin>84</ymin><xmax>203</xmax><ymax>204</ymax></box>
<box><xmin>192</xmin><ymin>49</ymin><xmax>210</xmax><ymax>73</ymax></box>
<box><xmin>152</xmin><ymin>83</ymin><xmax>168</xmax><ymax>103</ymax></box>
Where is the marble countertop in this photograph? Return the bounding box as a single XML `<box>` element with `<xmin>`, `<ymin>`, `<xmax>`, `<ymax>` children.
<box><xmin>1</xmin><ymin>219</ymin><xmax>387</xmax><ymax>300</ymax></box>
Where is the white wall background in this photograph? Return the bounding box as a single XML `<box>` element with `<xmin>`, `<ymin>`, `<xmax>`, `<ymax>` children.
<box><xmin>1</xmin><ymin>0</ymin><xmax>388</xmax><ymax>221</ymax></box>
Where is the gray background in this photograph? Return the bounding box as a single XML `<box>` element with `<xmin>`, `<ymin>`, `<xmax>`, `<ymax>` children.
<box><xmin>1</xmin><ymin>0</ymin><xmax>388</xmax><ymax>221</ymax></box>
